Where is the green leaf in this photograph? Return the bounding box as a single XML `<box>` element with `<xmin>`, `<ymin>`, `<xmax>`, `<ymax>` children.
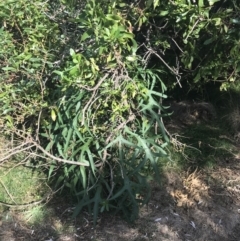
<box><xmin>105</xmin><ymin>14</ymin><xmax>122</xmax><ymax>22</ymax></box>
<box><xmin>232</xmin><ymin>18</ymin><xmax>240</xmax><ymax>25</ymax></box>
<box><xmin>5</xmin><ymin>115</ymin><xmax>13</xmax><ymax>126</ymax></box>
<box><xmin>51</xmin><ymin>109</ymin><xmax>57</xmax><ymax>121</ymax></box>
<box><xmin>2</xmin><ymin>67</ymin><xmax>16</xmax><ymax>71</ymax></box>
<box><xmin>93</xmin><ymin>185</ymin><xmax>102</xmax><ymax>226</ymax></box>
<box><xmin>48</xmin><ymin>164</ymin><xmax>56</xmax><ymax>180</ymax></box>
<box><xmin>213</xmin><ymin>18</ymin><xmax>221</xmax><ymax>26</ymax></box>
<box><xmin>3</xmin><ymin>108</ymin><xmax>15</xmax><ymax>114</ymax></box>
<box><xmin>70</xmin><ymin>48</ymin><xmax>75</xmax><ymax>56</ymax></box>
<box><xmin>53</xmin><ymin>70</ymin><xmax>64</xmax><ymax>79</ymax></box>
<box><xmin>208</xmin><ymin>0</ymin><xmax>220</xmax><ymax>6</ymax></box>
<box><xmin>120</xmin><ymin>32</ymin><xmax>134</xmax><ymax>40</ymax></box>
<box><xmin>81</xmin><ymin>31</ymin><xmax>90</xmax><ymax>42</ymax></box>
<box><xmin>109</xmin><ymin>185</ymin><xmax>126</xmax><ymax>201</ymax></box>
<box><xmin>223</xmin><ymin>25</ymin><xmax>228</xmax><ymax>33</ymax></box>
<box><xmin>159</xmin><ymin>11</ymin><xmax>168</xmax><ymax>16</ymax></box>
<box><xmin>198</xmin><ymin>0</ymin><xmax>204</xmax><ymax>7</ymax></box>
<box><xmin>126</xmin><ymin>55</ymin><xmax>136</xmax><ymax>62</ymax></box>
<box><xmin>153</xmin><ymin>0</ymin><xmax>160</xmax><ymax>9</ymax></box>
<box><xmin>80</xmin><ymin>166</ymin><xmax>87</xmax><ymax>188</ymax></box>
<box><xmin>63</xmin><ymin>128</ymin><xmax>73</xmax><ymax>154</ymax></box>
<box><xmin>204</xmin><ymin>38</ymin><xmax>214</xmax><ymax>45</ymax></box>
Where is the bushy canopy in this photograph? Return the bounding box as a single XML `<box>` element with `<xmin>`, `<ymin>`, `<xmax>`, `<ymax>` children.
<box><xmin>1</xmin><ymin>0</ymin><xmax>239</xmax><ymax>223</ymax></box>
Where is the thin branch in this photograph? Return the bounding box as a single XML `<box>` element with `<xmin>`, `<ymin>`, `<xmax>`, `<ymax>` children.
<box><xmin>185</xmin><ymin>18</ymin><xmax>200</xmax><ymax>42</ymax></box>
<box><xmin>0</xmin><ymin>178</ymin><xmax>17</xmax><ymax>204</ymax></box>
<box><xmin>0</xmin><ymin>137</ymin><xmax>89</xmax><ymax>167</ymax></box>
<box><xmin>77</xmin><ymin>73</ymin><xmax>109</xmax><ymax>91</ymax></box>
<box><xmin>149</xmin><ymin>48</ymin><xmax>179</xmax><ymax>76</ymax></box>
<box><xmin>81</xmin><ymin>73</ymin><xmax>109</xmax><ymax>125</ymax></box>
<box><xmin>0</xmin><ymin>144</ymin><xmax>35</xmax><ymax>163</ymax></box>
<box><xmin>31</xmin><ymin>140</ymin><xmax>90</xmax><ymax>166</ymax></box>
<box><xmin>145</xmin><ymin>46</ymin><xmax>182</xmax><ymax>87</ymax></box>
<box><xmin>171</xmin><ymin>38</ymin><xmax>184</xmax><ymax>53</ymax></box>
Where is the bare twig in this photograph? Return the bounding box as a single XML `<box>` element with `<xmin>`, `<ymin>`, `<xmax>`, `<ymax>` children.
<box><xmin>0</xmin><ymin>178</ymin><xmax>17</xmax><ymax>204</ymax></box>
<box><xmin>81</xmin><ymin>73</ymin><xmax>109</xmax><ymax>125</ymax></box>
<box><xmin>0</xmin><ymin>143</ymin><xmax>35</xmax><ymax>163</ymax></box>
<box><xmin>0</xmin><ymin>154</ymin><xmax>33</xmax><ymax>174</ymax></box>
<box><xmin>143</xmin><ymin>45</ymin><xmax>182</xmax><ymax>87</ymax></box>
<box><xmin>31</xmin><ymin>140</ymin><xmax>89</xmax><ymax>166</ymax></box>
<box><xmin>185</xmin><ymin>18</ymin><xmax>200</xmax><ymax>42</ymax></box>
<box><xmin>0</xmin><ymin>184</ymin><xmax>63</xmax><ymax>209</ymax></box>
<box><xmin>77</xmin><ymin>73</ymin><xmax>109</xmax><ymax>91</ymax></box>
<box><xmin>171</xmin><ymin>38</ymin><xmax>184</xmax><ymax>53</ymax></box>
<box><xmin>0</xmin><ymin>136</ymin><xmax>89</xmax><ymax>167</ymax></box>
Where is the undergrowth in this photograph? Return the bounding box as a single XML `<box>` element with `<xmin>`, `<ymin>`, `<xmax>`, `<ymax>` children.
<box><xmin>0</xmin><ymin>162</ymin><xmax>49</xmax><ymax>212</ymax></box>
<box><xmin>163</xmin><ymin>116</ymin><xmax>238</xmax><ymax>172</ymax></box>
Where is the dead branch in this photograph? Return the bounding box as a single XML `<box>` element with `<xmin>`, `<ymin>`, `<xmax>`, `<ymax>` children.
<box><xmin>30</xmin><ymin>140</ymin><xmax>90</xmax><ymax>166</ymax></box>
<box><xmin>81</xmin><ymin>73</ymin><xmax>110</xmax><ymax>125</ymax></box>
<box><xmin>0</xmin><ymin>137</ymin><xmax>90</xmax><ymax>167</ymax></box>
<box><xmin>0</xmin><ymin>143</ymin><xmax>35</xmax><ymax>163</ymax></box>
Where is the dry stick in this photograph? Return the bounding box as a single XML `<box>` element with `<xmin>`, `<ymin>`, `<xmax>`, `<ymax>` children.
<box><xmin>35</xmin><ymin>107</ymin><xmax>43</xmax><ymax>143</ymax></box>
<box><xmin>185</xmin><ymin>18</ymin><xmax>200</xmax><ymax>42</ymax></box>
<box><xmin>0</xmin><ymin>140</ymin><xmax>89</xmax><ymax>167</ymax></box>
<box><xmin>86</xmin><ymin>94</ymin><xmax>101</xmax><ymax>128</ymax></box>
<box><xmin>81</xmin><ymin>73</ymin><xmax>109</xmax><ymax>125</ymax></box>
<box><xmin>0</xmin><ymin>144</ymin><xmax>35</xmax><ymax>163</ymax></box>
<box><xmin>0</xmin><ymin>196</ymin><xmax>48</xmax><ymax>208</ymax></box>
<box><xmin>0</xmin><ymin>141</ymin><xmax>28</xmax><ymax>155</ymax></box>
<box><xmin>0</xmin><ymin>154</ymin><xmax>32</xmax><ymax>175</ymax></box>
<box><xmin>13</xmin><ymin>129</ymin><xmax>90</xmax><ymax>166</ymax></box>
<box><xmin>143</xmin><ymin>45</ymin><xmax>178</xmax><ymax>75</ymax></box>
<box><xmin>171</xmin><ymin>37</ymin><xmax>184</xmax><ymax>53</ymax></box>
<box><xmin>0</xmin><ymin>184</ymin><xmax>63</xmax><ymax>209</ymax></box>
<box><xmin>31</xmin><ymin>140</ymin><xmax>89</xmax><ymax>166</ymax></box>
<box><xmin>0</xmin><ymin>178</ymin><xmax>17</xmax><ymax>204</ymax></box>
<box><xmin>157</xmin><ymin>100</ymin><xmax>202</xmax><ymax>156</ymax></box>
<box><xmin>77</xmin><ymin>72</ymin><xmax>109</xmax><ymax>91</ymax></box>
<box><xmin>147</xmin><ymin>48</ymin><xmax>182</xmax><ymax>88</ymax></box>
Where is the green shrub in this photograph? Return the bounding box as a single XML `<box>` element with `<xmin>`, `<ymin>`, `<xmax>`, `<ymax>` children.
<box><xmin>0</xmin><ymin>0</ymin><xmax>169</xmax><ymax>224</ymax></box>
<box><xmin>1</xmin><ymin>0</ymin><xmax>240</xmax><ymax>225</ymax></box>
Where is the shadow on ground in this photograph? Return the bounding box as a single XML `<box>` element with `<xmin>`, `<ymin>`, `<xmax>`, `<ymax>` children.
<box><xmin>1</xmin><ymin>153</ymin><xmax>240</xmax><ymax>241</ymax></box>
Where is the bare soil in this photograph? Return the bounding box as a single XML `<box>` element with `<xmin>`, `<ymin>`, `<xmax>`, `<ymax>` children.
<box><xmin>1</xmin><ymin>156</ymin><xmax>240</xmax><ymax>241</ymax></box>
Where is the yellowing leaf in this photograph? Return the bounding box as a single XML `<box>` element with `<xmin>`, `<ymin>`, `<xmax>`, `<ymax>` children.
<box><xmin>90</xmin><ymin>58</ymin><xmax>100</xmax><ymax>71</ymax></box>
<box><xmin>107</xmin><ymin>53</ymin><xmax>112</xmax><ymax>63</ymax></box>
<box><xmin>132</xmin><ymin>90</ymin><xmax>137</xmax><ymax>98</ymax></box>
<box><xmin>69</xmin><ymin>48</ymin><xmax>75</xmax><ymax>56</ymax></box>
<box><xmin>153</xmin><ymin>0</ymin><xmax>160</xmax><ymax>9</ymax></box>
<box><xmin>224</xmin><ymin>25</ymin><xmax>228</xmax><ymax>33</ymax></box>
<box><xmin>126</xmin><ymin>55</ymin><xmax>136</xmax><ymax>62</ymax></box>
<box><xmin>208</xmin><ymin>0</ymin><xmax>220</xmax><ymax>6</ymax></box>
<box><xmin>51</xmin><ymin>109</ymin><xmax>57</xmax><ymax>121</ymax></box>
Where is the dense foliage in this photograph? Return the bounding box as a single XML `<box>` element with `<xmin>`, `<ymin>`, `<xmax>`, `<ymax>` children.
<box><xmin>1</xmin><ymin>0</ymin><xmax>240</xmax><ymax>223</ymax></box>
